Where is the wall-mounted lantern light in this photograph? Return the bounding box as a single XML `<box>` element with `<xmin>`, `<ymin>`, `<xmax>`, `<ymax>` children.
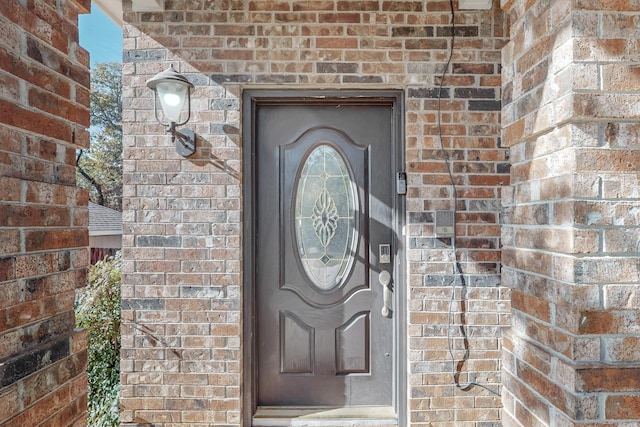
<box><xmin>146</xmin><ymin>65</ymin><xmax>195</xmax><ymax>157</ymax></box>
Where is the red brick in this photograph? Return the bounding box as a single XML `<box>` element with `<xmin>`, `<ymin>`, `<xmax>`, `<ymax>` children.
<box><xmin>468</xmin><ymin>174</ymin><xmax>509</xmax><ymax>186</ymax></box>
<box><xmin>0</xmin><ymin>205</ymin><xmax>71</xmax><ymax>227</ymax></box>
<box><xmin>0</xmin><ymin>177</ymin><xmax>22</xmax><ymax>202</ymax></box>
<box><xmin>29</xmin><ymin>0</ymin><xmax>77</xmax><ymax>54</ymax></box>
<box><xmin>318</xmin><ymin>13</ymin><xmax>361</xmax><ymax>23</ymax></box>
<box><xmin>249</xmin><ymin>1</ymin><xmax>291</xmax><ymax>11</ymax></box>
<box><xmin>0</xmin><ymin>386</ymin><xmax>20</xmax><ymax>424</ymax></box>
<box><xmin>0</xmin><ymin>99</ymin><xmax>73</xmax><ymax>143</ymax></box>
<box><xmin>606</xmin><ymin>337</ymin><xmax>640</xmax><ymax>362</ymax></box>
<box><xmin>0</xmin><ymin>19</ymin><xmax>20</xmax><ymax>52</ymax></box>
<box><xmin>5</xmin><ymin>382</ymin><xmax>72</xmax><ymax>427</ymax></box>
<box><xmin>39</xmin><ymin>397</ymin><xmax>84</xmax><ymax>427</ymax></box>
<box><xmin>578</xmin><ymin>367</ymin><xmax>640</xmax><ymax>392</ymax></box>
<box><xmin>601</xmin><ymin>64</ymin><xmax>640</xmax><ymax>91</ymax></box>
<box><xmin>0</xmin><ymin>48</ymin><xmax>72</xmax><ymax>98</ymax></box>
<box><xmin>316</xmin><ymin>37</ymin><xmax>358</xmax><ymax>49</ymax></box>
<box><xmin>578</xmin><ymin>310</ymin><xmax>640</xmax><ymax>335</ymax></box>
<box><xmin>25</xmin><ymin>180</ymin><xmax>85</xmax><ymax>205</ymax></box>
<box><xmin>511</xmin><ymin>291</ymin><xmax>551</xmax><ymax>323</ymax></box>
<box><xmin>514</xmin><ymin>227</ymin><xmax>599</xmax><ymax>254</ymax></box>
<box><xmin>0</xmin><ymin>230</ymin><xmax>21</xmax><ymax>255</ymax></box>
<box><xmin>338</xmin><ymin>1</ymin><xmax>380</xmax><ymax>11</ymax></box>
<box><xmin>382</xmin><ymin>1</ymin><xmax>423</xmax><ymax>12</ymax></box>
<box><xmin>574</xmin><ymin>0</ymin><xmax>640</xmax><ymax>11</ymax></box>
<box><xmin>26</xmin><ymin>136</ymin><xmax>56</xmax><ymax>162</ymax></box>
<box><xmin>0</xmin><ymin>71</ymin><xmax>20</xmax><ymax>100</ymax></box>
<box><xmin>503</xmin><ymin>371</ymin><xmax>551</xmax><ymax>425</ymax></box>
<box><xmin>28</xmin><ymin>88</ymin><xmax>89</xmax><ymax>127</ymax></box>
<box><xmin>25</xmin><ymin>229</ymin><xmax>88</xmax><ymax>252</ymax></box>
<box><xmin>606</xmin><ymin>395</ymin><xmax>640</xmax><ymax>419</ymax></box>
<box><xmin>0</xmin><ymin>258</ymin><xmax>17</xmax><ymax>284</ymax></box>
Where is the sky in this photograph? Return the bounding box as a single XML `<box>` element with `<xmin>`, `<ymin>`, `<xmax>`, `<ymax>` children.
<box><xmin>78</xmin><ymin>4</ymin><xmax>123</xmax><ymax>67</ymax></box>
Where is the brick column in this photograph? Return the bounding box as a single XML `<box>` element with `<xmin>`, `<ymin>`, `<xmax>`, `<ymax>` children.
<box><xmin>501</xmin><ymin>0</ymin><xmax>640</xmax><ymax>424</ymax></box>
<box><xmin>0</xmin><ymin>0</ymin><xmax>91</xmax><ymax>425</ymax></box>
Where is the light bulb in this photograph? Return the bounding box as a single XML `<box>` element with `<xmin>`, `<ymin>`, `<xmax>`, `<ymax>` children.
<box><xmin>162</xmin><ymin>93</ymin><xmax>181</xmax><ymax>107</ymax></box>
<box><xmin>157</xmin><ymin>83</ymin><xmax>188</xmax><ymax>123</ymax></box>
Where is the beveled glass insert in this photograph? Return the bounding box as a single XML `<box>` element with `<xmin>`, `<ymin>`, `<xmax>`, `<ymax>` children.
<box><xmin>295</xmin><ymin>145</ymin><xmax>358</xmax><ymax>291</ymax></box>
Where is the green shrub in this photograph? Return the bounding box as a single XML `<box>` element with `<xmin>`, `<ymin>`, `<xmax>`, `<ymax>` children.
<box><xmin>76</xmin><ymin>252</ymin><xmax>121</xmax><ymax>427</ymax></box>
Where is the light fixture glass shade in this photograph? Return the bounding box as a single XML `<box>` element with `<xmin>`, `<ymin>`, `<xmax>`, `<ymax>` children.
<box><xmin>157</xmin><ymin>82</ymin><xmax>188</xmax><ymax>123</ymax></box>
<box><xmin>146</xmin><ymin>65</ymin><xmax>196</xmax><ymax>156</ymax></box>
<box><xmin>146</xmin><ymin>65</ymin><xmax>194</xmax><ymax>125</ymax></box>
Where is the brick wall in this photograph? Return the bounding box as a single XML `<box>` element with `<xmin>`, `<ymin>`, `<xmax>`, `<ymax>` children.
<box><xmin>121</xmin><ymin>0</ymin><xmax>509</xmax><ymax>425</ymax></box>
<box><xmin>501</xmin><ymin>0</ymin><xmax>640</xmax><ymax>425</ymax></box>
<box><xmin>0</xmin><ymin>0</ymin><xmax>91</xmax><ymax>426</ymax></box>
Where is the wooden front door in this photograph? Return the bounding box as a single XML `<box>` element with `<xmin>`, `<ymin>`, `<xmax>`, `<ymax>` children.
<box><xmin>244</xmin><ymin>91</ymin><xmax>404</xmax><ymax>419</ymax></box>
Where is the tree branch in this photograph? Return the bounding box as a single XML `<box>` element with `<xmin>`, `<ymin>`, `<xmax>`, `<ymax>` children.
<box><xmin>76</xmin><ymin>150</ymin><xmax>105</xmax><ymax>206</ymax></box>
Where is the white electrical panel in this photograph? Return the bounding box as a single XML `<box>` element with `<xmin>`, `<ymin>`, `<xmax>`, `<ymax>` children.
<box><xmin>459</xmin><ymin>0</ymin><xmax>492</xmax><ymax>9</ymax></box>
<box><xmin>435</xmin><ymin>210</ymin><xmax>455</xmax><ymax>237</ymax></box>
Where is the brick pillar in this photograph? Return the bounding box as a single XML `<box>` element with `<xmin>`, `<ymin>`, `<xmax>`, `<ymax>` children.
<box><xmin>501</xmin><ymin>0</ymin><xmax>640</xmax><ymax>424</ymax></box>
<box><xmin>0</xmin><ymin>0</ymin><xmax>91</xmax><ymax>425</ymax></box>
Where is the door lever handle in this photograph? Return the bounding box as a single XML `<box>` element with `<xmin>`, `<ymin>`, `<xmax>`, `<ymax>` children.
<box><xmin>378</xmin><ymin>270</ymin><xmax>392</xmax><ymax>318</ymax></box>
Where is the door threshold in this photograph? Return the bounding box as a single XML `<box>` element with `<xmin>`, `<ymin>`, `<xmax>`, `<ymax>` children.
<box><xmin>253</xmin><ymin>406</ymin><xmax>398</xmax><ymax>427</ymax></box>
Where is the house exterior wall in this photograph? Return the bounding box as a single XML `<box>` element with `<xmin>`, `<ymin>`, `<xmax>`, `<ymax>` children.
<box><xmin>0</xmin><ymin>0</ymin><xmax>637</xmax><ymax>426</ymax></box>
<box><xmin>120</xmin><ymin>0</ymin><xmax>509</xmax><ymax>425</ymax></box>
<box><xmin>0</xmin><ymin>0</ymin><xmax>91</xmax><ymax>426</ymax></box>
<box><xmin>501</xmin><ymin>0</ymin><xmax>640</xmax><ymax>425</ymax></box>
<box><xmin>89</xmin><ymin>235</ymin><xmax>123</xmax><ymax>250</ymax></box>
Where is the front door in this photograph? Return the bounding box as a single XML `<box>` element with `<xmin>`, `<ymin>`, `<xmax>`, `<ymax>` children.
<box><xmin>244</xmin><ymin>91</ymin><xmax>404</xmax><ymax>420</ymax></box>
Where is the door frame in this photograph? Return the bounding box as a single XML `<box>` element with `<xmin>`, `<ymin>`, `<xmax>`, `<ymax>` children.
<box><xmin>242</xmin><ymin>89</ymin><xmax>406</xmax><ymax>426</ymax></box>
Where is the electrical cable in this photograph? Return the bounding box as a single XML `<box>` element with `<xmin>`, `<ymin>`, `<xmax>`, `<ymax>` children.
<box><xmin>438</xmin><ymin>0</ymin><xmax>501</xmax><ymax>398</ymax></box>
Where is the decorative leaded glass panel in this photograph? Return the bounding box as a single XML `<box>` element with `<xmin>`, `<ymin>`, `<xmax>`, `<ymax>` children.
<box><xmin>295</xmin><ymin>144</ymin><xmax>358</xmax><ymax>291</ymax></box>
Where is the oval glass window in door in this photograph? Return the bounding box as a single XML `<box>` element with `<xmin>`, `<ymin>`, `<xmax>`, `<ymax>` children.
<box><xmin>294</xmin><ymin>144</ymin><xmax>358</xmax><ymax>291</ymax></box>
